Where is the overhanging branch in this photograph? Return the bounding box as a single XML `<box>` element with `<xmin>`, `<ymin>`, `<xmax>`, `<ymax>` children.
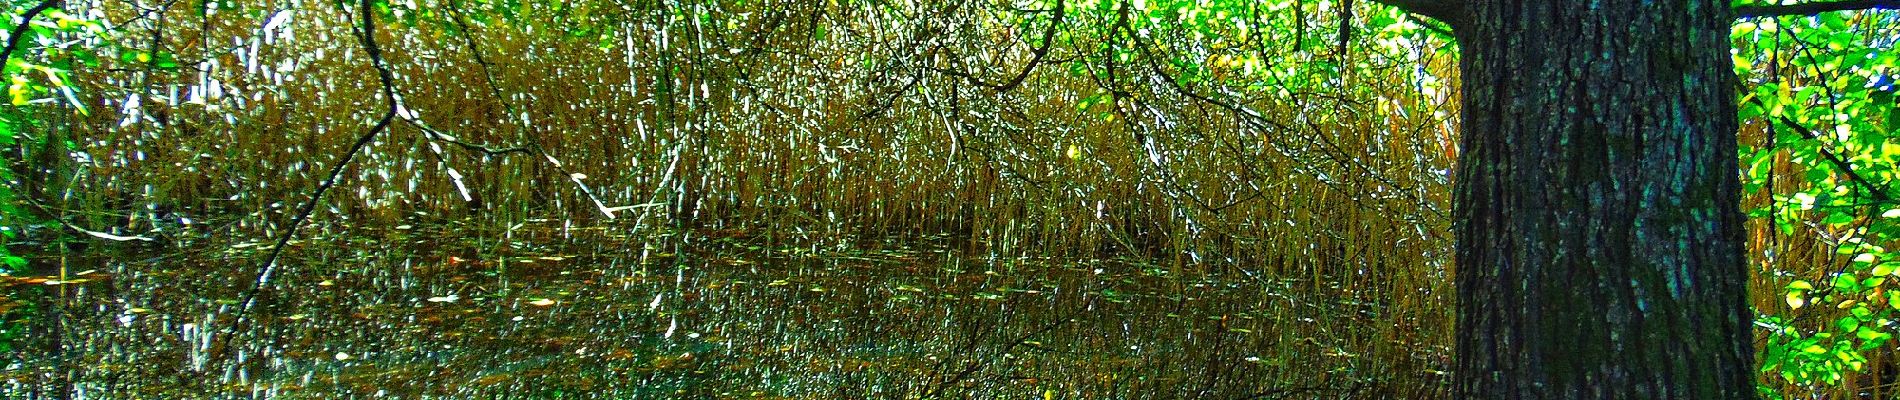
<box><xmin>0</xmin><ymin>0</ymin><xmax>61</xmax><ymax>67</ymax></box>
<box><xmin>1736</xmin><ymin>0</ymin><xmax>1900</xmax><ymax>18</ymax></box>
<box><xmin>1369</xmin><ymin>0</ymin><xmax>1466</xmax><ymax>28</ymax></box>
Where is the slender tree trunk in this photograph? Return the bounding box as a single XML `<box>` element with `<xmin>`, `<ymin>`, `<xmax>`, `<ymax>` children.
<box><xmin>1451</xmin><ymin>0</ymin><xmax>1755</xmax><ymax>398</ymax></box>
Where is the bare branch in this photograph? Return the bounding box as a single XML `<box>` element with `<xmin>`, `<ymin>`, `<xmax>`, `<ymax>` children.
<box><xmin>1368</xmin><ymin>0</ymin><xmax>1466</xmax><ymax>28</ymax></box>
<box><xmin>1736</xmin><ymin>0</ymin><xmax>1900</xmax><ymax>18</ymax></box>
<box><xmin>217</xmin><ymin>0</ymin><xmax>399</xmax><ymax>363</ymax></box>
<box><xmin>992</xmin><ymin>0</ymin><xmax>1063</xmax><ymax>93</ymax></box>
<box><xmin>929</xmin><ymin>0</ymin><xmax>1065</xmax><ymax>94</ymax></box>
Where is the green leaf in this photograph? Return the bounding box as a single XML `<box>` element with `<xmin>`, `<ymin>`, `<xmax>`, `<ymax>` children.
<box><xmin>1833</xmin><ymin>274</ymin><xmax>1861</xmax><ymax>293</ymax></box>
<box><xmin>1886</xmin><ymin>96</ymin><xmax>1900</xmax><ymax>134</ymax></box>
<box><xmin>1838</xmin><ymin>316</ymin><xmax>1862</xmax><ymax>333</ymax></box>
<box><xmin>1856</xmin><ymin>328</ymin><xmax>1890</xmax><ymax>343</ymax></box>
<box><xmin>154</xmin><ymin>52</ymin><xmax>178</xmax><ymax>70</ymax></box>
<box><xmin>1820</xmin><ymin>12</ymin><xmax>1849</xmax><ymax>30</ymax></box>
<box><xmin>1823</xmin><ymin>211</ymin><xmax>1856</xmax><ymax>226</ymax></box>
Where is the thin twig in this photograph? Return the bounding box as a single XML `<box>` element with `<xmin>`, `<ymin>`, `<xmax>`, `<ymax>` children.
<box><xmin>1768</xmin><ymin>114</ymin><xmax>1892</xmax><ymax>201</ymax></box>
<box><xmin>1741</xmin><ymin>87</ymin><xmax>1894</xmax><ymax>202</ymax></box>
<box><xmin>401</xmin><ymin>118</ymin><xmax>531</xmax><ymax>156</ymax></box>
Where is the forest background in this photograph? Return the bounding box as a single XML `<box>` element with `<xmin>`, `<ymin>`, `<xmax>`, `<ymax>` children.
<box><xmin>0</xmin><ymin>0</ymin><xmax>1898</xmax><ymax>398</ymax></box>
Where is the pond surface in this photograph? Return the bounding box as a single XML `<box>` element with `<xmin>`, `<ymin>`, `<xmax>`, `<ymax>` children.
<box><xmin>4</xmin><ymin>221</ymin><xmax>1447</xmax><ymax>399</ymax></box>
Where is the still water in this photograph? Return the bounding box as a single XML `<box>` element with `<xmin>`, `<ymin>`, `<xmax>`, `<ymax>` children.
<box><xmin>4</xmin><ymin>221</ymin><xmax>1445</xmax><ymax>399</ymax></box>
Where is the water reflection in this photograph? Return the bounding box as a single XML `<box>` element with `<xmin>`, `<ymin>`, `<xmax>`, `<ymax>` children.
<box><xmin>7</xmin><ymin>223</ymin><xmax>1447</xmax><ymax>399</ymax></box>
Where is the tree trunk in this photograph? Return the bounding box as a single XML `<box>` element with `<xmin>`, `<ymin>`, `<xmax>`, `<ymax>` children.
<box><xmin>1452</xmin><ymin>1</ymin><xmax>1755</xmax><ymax>398</ymax></box>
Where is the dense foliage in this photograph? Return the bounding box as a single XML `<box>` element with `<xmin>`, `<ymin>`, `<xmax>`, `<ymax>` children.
<box><xmin>1734</xmin><ymin>8</ymin><xmax>1900</xmax><ymax>397</ymax></box>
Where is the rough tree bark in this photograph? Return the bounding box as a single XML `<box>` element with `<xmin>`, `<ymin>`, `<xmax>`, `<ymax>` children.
<box><xmin>1452</xmin><ymin>0</ymin><xmax>1754</xmax><ymax>397</ymax></box>
<box><xmin>1372</xmin><ymin>0</ymin><xmax>1772</xmax><ymax>397</ymax></box>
